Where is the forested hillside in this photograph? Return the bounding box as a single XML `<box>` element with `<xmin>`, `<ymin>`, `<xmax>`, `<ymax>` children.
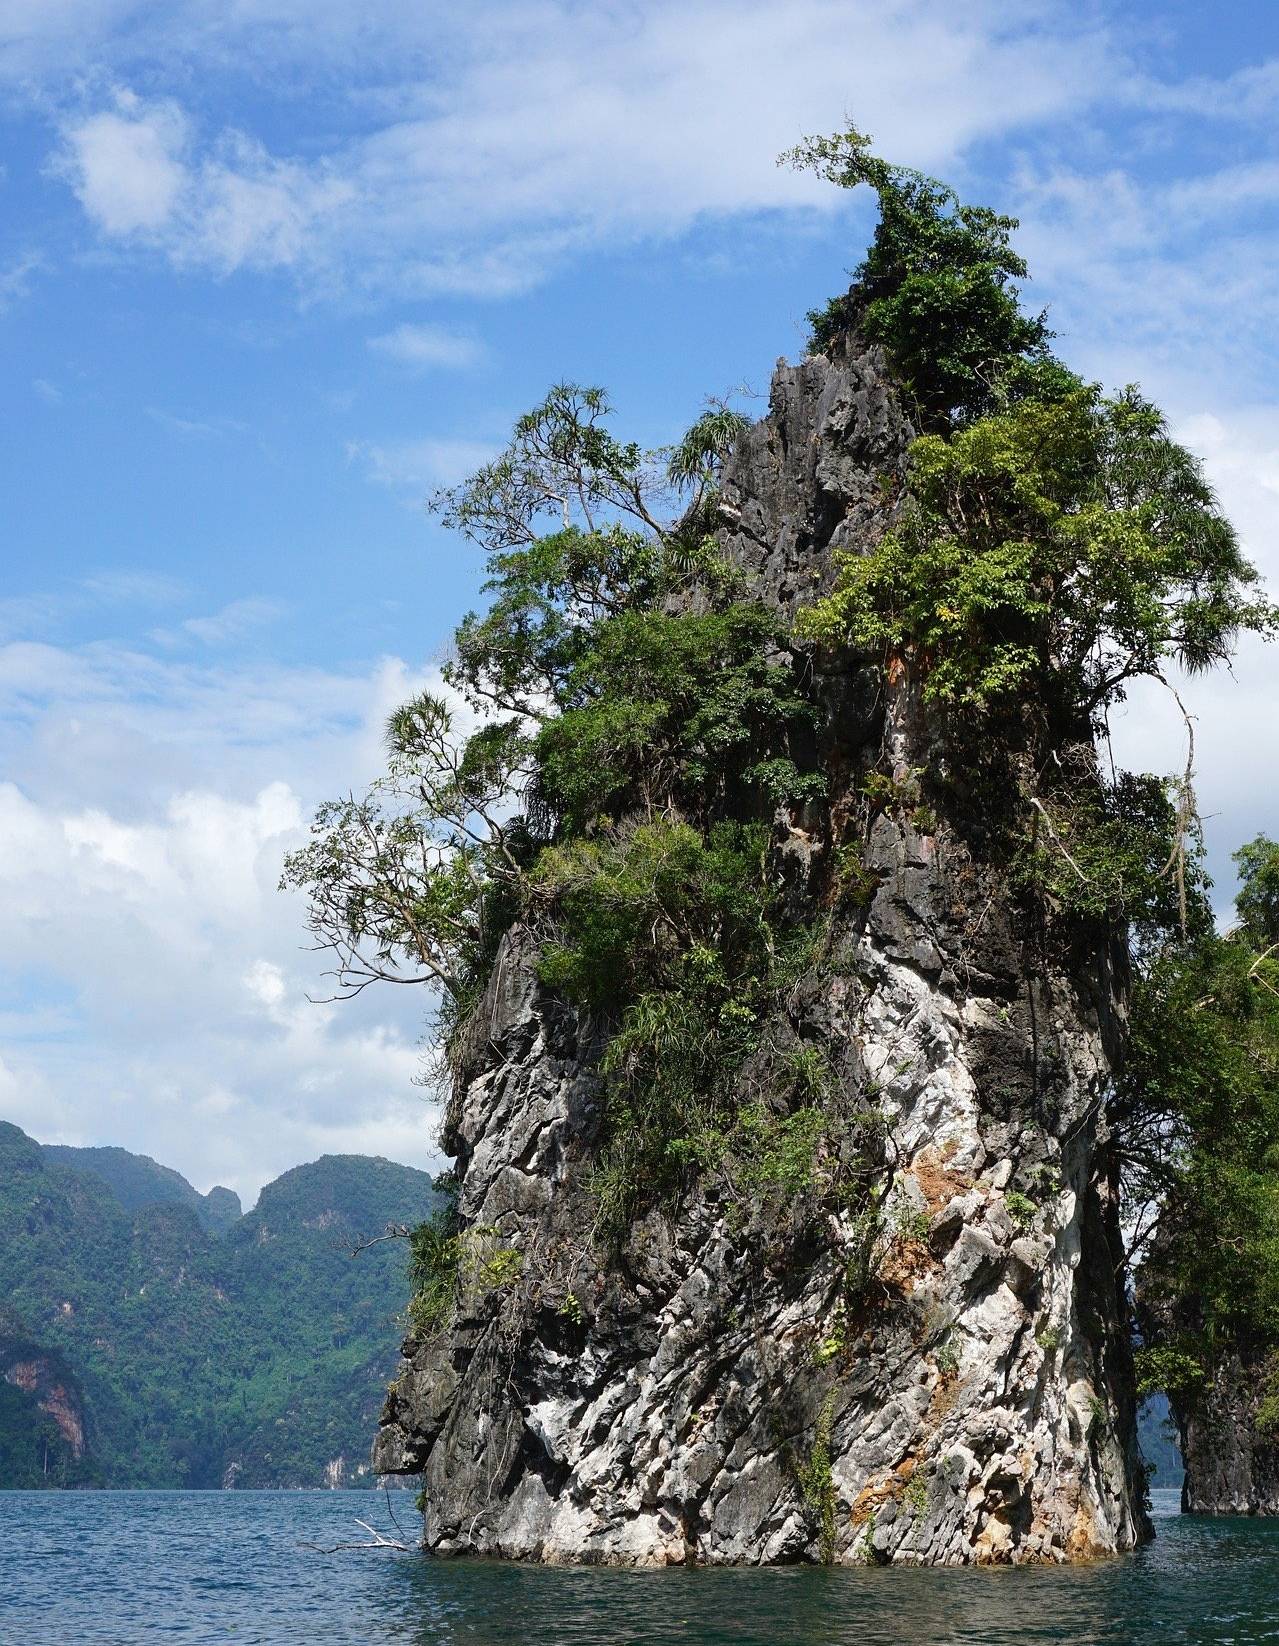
<box><xmin>0</xmin><ymin>1124</ymin><xmax>437</xmax><ymax>1487</ymax></box>
<box><xmin>42</xmin><ymin>1144</ymin><xmax>242</xmax><ymax>1234</ymax></box>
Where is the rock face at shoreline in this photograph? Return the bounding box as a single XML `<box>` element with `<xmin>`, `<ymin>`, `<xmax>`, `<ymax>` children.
<box><xmin>375</xmin><ymin>339</ymin><xmax>1151</xmax><ymax>1565</ymax></box>
<box><xmin>1172</xmin><ymin>1352</ymin><xmax>1279</xmax><ymax>1516</ymax></box>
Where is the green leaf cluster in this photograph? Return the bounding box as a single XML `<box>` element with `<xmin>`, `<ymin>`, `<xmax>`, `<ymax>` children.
<box><xmin>800</xmin><ymin>385</ymin><xmax>1272</xmax><ymax>718</ymax></box>
<box><xmin>1016</xmin><ymin>772</ymin><xmax>1209</xmax><ymax>943</ymax></box>
<box><xmin>1127</xmin><ymin>840</ymin><xmax>1279</xmax><ymax>1396</ymax></box>
<box><xmin>782</xmin><ymin>125</ymin><xmax>1050</xmax><ymax>423</ymax></box>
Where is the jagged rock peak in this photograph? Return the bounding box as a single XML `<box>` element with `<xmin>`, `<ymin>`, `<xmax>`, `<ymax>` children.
<box><xmin>375</xmin><ymin>339</ymin><xmax>1150</xmax><ymax>1566</ymax></box>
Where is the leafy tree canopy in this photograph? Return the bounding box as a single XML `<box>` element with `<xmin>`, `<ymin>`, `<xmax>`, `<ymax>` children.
<box><xmin>799</xmin><ymin>383</ymin><xmax>1274</xmax><ymax>720</ymax></box>
<box><xmin>282</xmin><ymin>384</ymin><xmax>805</xmax><ymax>1043</ymax></box>
<box><xmin>782</xmin><ymin>126</ymin><xmax>1052</xmax><ymax>423</ymax></box>
<box><xmin>1128</xmin><ymin>846</ymin><xmax>1279</xmax><ymax>1382</ymax></box>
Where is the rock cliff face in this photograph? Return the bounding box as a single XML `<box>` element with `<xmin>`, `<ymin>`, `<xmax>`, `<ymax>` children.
<box><xmin>375</xmin><ymin>340</ymin><xmax>1151</xmax><ymax>1565</ymax></box>
<box><xmin>0</xmin><ymin>1307</ymin><xmax>92</xmax><ymax>1484</ymax></box>
<box><xmin>1171</xmin><ymin>1352</ymin><xmax>1279</xmax><ymax>1515</ymax></box>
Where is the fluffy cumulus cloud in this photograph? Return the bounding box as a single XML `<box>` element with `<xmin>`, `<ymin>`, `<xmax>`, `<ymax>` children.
<box><xmin>58</xmin><ymin>90</ymin><xmax>188</xmax><ymax>233</ymax></box>
<box><xmin>0</xmin><ymin>625</ymin><xmax>450</xmax><ymax>1203</ymax></box>
<box><xmin>54</xmin><ymin>89</ymin><xmax>353</xmax><ymax>274</ymax></box>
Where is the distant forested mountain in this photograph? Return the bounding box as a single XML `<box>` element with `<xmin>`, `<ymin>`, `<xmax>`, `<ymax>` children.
<box><xmin>0</xmin><ymin>1123</ymin><xmax>436</xmax><ymax>1488</ymax></box>
<box><xmin>41</xmin><ymin>1143</ymin><xmax>242</xmax><ymax>1234</ymax></box>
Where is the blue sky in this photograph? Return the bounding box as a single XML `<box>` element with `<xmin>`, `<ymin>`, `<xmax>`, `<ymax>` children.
<box><xmin>4</xmin><ymin>0</ymin><xmax>1279</xmax><ymax>1199</ymax></box>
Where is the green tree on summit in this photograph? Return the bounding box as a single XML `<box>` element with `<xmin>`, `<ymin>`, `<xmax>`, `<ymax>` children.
<box><xmin>782</xmin><ymin>126</ymin><xmax>1054</xmax><ymax>423</ymax></box>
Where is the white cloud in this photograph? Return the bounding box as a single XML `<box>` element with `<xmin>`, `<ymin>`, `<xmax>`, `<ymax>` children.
<box><xmin>0</xmin><ymin>250</ymin><xmax>43</xmax><ymax>312</ymax></box>
<box><xmin>54</xmin><ymin>90</ymin><xmax>353</xmax><ymax>273</ymax></box>
<box><xmin>1010</xmin><ymin>159</ymin><xmax>1279</xmax><ymax>401</ymax></box>
<box><xmin>346</xmin><ymin>434</ymin><xmax>494</xmax><ymax>492</ymax></box>
<box><xmin>38</xmin><ymin>2</ymin><xmax>1117</xmax><ymax>293</ymax></box>
<box><xmin>58</xmin><ymin>91</ymin><xmax>188</xmax><ymax>234</ymax></box>
<box><xmin>178</xmin><ymin>597</ymin><xmax>284</xmax><ymax>646</ymax></box>
<box><xmin>367</xmin><ymin>322</ymin><xmax>483</xmax><ymax>371</ymax></box>
<box><xmin>0</xmin><ymin>636</ymin><xmax>453</xmax><ymax>1201</ymax></box>
<box><xmin>80</xmin><ymin>570</ymin><xmax>187</xmax><ymax>606</ymax></box>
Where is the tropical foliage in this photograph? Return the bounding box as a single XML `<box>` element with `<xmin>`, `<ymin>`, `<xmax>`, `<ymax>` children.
<box><xmin>283</xmin><ymin>383</ymin><xmax>823</xmax><ymax>1237</ymax></box>
<box><xmin>799</xmin><ymin>386</ymin><xmax>1271</xmax><ymax>719</ymax></box>
<box><xmin>1129</xmin><ymin>839</ymin><xmax>1279</xmax><ymax>1383</ymax></box>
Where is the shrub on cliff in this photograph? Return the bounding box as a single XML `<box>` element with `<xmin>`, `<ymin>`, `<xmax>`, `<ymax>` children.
<box><xmin>282</xmin><ymin>384</ymin><xmax>826</xmax><ymax>1237</ymax></box>
<box><xmin>781</xmin><ymin>126</ymin><xmax>1050</xmax><ymax>425</ymax></box>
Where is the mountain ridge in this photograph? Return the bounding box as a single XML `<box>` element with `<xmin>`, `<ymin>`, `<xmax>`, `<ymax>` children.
<box><xmin>0</xmin><ymin>1121</ymin><xmax>438</xmax><ymax>1488</ymax></box>
<box><xmin>41</xmin><ymin>1142</ymin><xmax>242</xmax><ymax>1234</ymax></box>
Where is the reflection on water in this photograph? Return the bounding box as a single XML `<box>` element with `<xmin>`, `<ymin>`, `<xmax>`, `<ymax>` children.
<box><xmin>4</xmin><ymin>1487</ymin><xmax>1279</xmax><ymax>1645</ymax></box>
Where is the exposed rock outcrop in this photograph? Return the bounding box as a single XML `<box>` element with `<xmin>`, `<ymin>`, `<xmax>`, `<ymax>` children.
<box><xmin>1170</xmin><ymin>1351</ymin><xmax>1279</xmax><ymax>1515</ymax></box>
<box><xmin>0</xmin><ymin>1307</ymin><xmax>91</xmax><ymax>1483</ymax></box>
<box><xmin>376</xmin><ymin>339</ymin><xmax>1151</xmax><ymax>1565</ymax></box>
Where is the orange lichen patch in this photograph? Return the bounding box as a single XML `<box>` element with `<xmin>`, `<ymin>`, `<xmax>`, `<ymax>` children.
<box><xmin>908</xmin><ymin>1147</ymin><xmax>971</xmax><ymax>1213</ymax></box>
<box><xmin>879</xmin><ymin>1238</ymin><xmax>932</xmax><ymax>1292</ymax></box>
<box><xmin>850</xmin><ymin>1456</ymin><xmax>920</xmax><ymax>1527</ymax></box>
<box><xmin>887</xmin><ymin>652</ymin><xmax>907</xmax><ymax>687</ymax></box>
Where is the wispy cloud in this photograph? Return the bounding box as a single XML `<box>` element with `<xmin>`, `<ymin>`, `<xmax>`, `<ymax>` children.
<box><xmin>346</xmin><ymin>434</ymin><xmax>494</xmax><ymax>492</ymax></box>
<box><xmin>367</xmin><ymin>321</ymin><xmax>484</xmax><ymax>370</ymax></box>
<box><xmin>39</xmin><ymin>2</ymin><xmax>1118</xmax><ymax>295</ymax></box>
<box><xmin>177</xmin><ymin>597</ymin><xmax>285</xmax><ymax>646</ymax></box>
<box><xmin>80</xmin><ymin>569</ymin><xmax>187</xmax><ymax>606</ymax></box>
<box><xmin>146</xmin><ymin>405</ymin><xmax>250</xmax><ymax>439</ymax></box>
<box><xmin>0</xmin><ymin>570</ymin><xmax>187</xmax><ymax>646</ymax></box>
<box><xmin>0</xmin><ymin>250</ymin><xmax>43</xmax><ymax>312</ymax></box>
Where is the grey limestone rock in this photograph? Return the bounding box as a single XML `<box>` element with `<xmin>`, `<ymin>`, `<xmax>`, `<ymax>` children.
<box><xmin>374</xmin><ymin>336</ymin><xmax>1151</xmax><ymax>1565</ymax></box>
<box><xmin>1169</xmin><ymin>1351</ymin><xmax>1279</xmax><ymax>1515</ymax></box>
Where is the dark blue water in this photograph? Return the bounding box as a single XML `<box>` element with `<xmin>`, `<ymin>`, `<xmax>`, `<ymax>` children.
<box><xmin>2</xmin><ymin>1489</ymin><xmax>1277</xmax><ymax>1644</ymax></box>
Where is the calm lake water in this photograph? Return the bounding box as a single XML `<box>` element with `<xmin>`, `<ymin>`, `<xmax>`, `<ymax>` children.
<box><xmin>2</xmin><ymin>1489</ymin><xmax>1277</xmax><ymax>1644</ymax></box>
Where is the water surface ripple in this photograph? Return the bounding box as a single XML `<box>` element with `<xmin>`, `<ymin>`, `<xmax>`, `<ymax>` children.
<box><xmin>3</xmin><ymin>1488</ymin><xmax>1277</xmax><ymax>1644</ymax></box>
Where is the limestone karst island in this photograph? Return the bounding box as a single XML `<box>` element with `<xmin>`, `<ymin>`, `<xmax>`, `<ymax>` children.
<box><xmin>288</xmin><ymin>133</ymin><xmax>1279</xmax><ymax>1565</ymax></box>
<box><xmin>8</xmin><ymin>66</ymin><xmax>1279</xmax><ymax>1642</ymax></box>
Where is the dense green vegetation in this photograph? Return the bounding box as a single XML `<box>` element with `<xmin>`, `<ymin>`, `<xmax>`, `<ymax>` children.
<box><xmin>283</xmin><ymin>385</ymin><xmax>826</xmax><ymax>1252</ymax></box>
<box><xmin>42</xmin><ymin>1144</ymin><xmax>241</xmax><ymax>1235</ymax></box>
<box><xmin>780</xmin><ymin>127</ymin><xmax>1054</xmax><ymax>426</ymax></box>
<box><xmin>0</xmin><ymin>1124</ymin><xmax>437</xmax><ymax>1486</ymax></box>
<box><xmin>287</xmin><ymin>124</ymin><xmax>1278</xmax><ymax>1398</ymax></box>
<box><xmin>1129</xmin><ymin>839</ymin><xmax>1279</xmax><ymax>1404</ymax></box>
<box><xmin>0</xmin><ymin>1306</ymin><xmax>101</xmax><ymax>1489</ymax></box>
